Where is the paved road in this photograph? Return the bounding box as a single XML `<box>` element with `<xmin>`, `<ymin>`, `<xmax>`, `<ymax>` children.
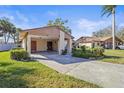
<box><xmin>31</xmin><ymin>52</ymin><xmax>124</xmax><ymax>88</ymax></box>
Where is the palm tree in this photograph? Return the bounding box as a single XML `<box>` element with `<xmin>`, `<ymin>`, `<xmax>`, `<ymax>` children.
<box><xmin>0</xmin><ymin>17</ymin><xmax>20</xmax><ymax>45</ymax></box>
<box><xmin>101</xmin><ymin>5</ymin><xmax>117</xmax><ymax>50</ymax></box>
<box><xmin>10</xmin><ymin>28</ymin><xmax>21</xmax><ymax>47</ymax></box>
<box><xmin>0</xmin><ymin>17</ymin><xmax>15</xmax><ymax>44</ymax></box>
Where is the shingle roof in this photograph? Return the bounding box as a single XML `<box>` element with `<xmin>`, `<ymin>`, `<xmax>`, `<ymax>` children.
<box><xmin>75</xmin><ymin>36</ymin><xmax>123</xmax><ymax>45</ymax></box>
<box><xmin>21</xmin><ymin>26</ymin><xmax>74</xmax><ymax>38</ymax></box>
<box><xmin>76</xmin><ymin>36</ymin><xmax>100</xmax><ymax>43</ymax></box>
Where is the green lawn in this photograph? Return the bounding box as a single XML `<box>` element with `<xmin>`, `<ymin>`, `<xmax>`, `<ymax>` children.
<box><xmin>0</xmin><ymin>51</ymin><xmax>99</xmax><ymax>88</ymax></box>
<box><xmin>101</xmin><ymin>49</ymin><xmax>124</xmax><ymax>64</ymax></box>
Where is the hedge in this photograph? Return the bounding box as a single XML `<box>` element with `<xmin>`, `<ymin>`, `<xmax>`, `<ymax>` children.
<box><xmin>10</xmin><ymin>48</ymin><xmax>30</xmax><ymax>61</ymax></box>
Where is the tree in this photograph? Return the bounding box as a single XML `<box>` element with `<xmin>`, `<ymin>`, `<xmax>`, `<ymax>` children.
<box><xmin>47</xmin><ymin>18</ymin><xmax>71</xmax><ymax>34</ymax></box>
<box><xmin>117</xmin><ymin>27</ymin><xmax>124</xmax><ymax>42</ymax></box>
<box><xmin>93</xmin><ymin>26</ymin><xmax>112</xmax><ymax>37</ymax></box>
<box><xmin>0</xmin><ymin>17</ymin><xmax>20</xmax><ymax>45</ymax></box>
<box><xmin>93</xmin><ymin>26</ymin><xmax>124</xmax><ymax>42</ymax></box>
<box><xmin>10</xmin><ymin>28</ymin><xmax>21</xmax><ymax>46</ymax></box>
<box><xmin>0</xmin><ymin>17</ymin><xmax>15</xmax><ymax>44</ymax></box>
<box><xmin>101</xmin><ymin>5</ymin><xmax>117</xmax><ymax>50</ymax></box>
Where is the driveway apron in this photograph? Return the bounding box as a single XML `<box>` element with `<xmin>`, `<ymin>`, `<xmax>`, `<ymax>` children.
<box><xmin>31</xmin><ymin>52</ymin><xmax>124</xmax><ymax>88</ymax></box>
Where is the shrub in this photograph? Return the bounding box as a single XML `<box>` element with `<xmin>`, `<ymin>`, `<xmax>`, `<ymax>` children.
<box><xmin>11</xmin><ymin>48</ymin><xmax>24</xmax><ymax>50</ymax></box>
<box><xmin>72</xmin><ymin>48</ymin><xmax>77</xmax><ymax>53</ymax></box>
<box><xmin>80</xmin><ymin>45</ymin><xmax>86</xmax><ymax>52</ymax></box>
<box><xmin>72</xmin><ymin>46</ymin><xmax>104</xmax><ymax>59</ymax></box>
<box><xmin>72</xmin><ymin>50</ymin><xmax>95</xmax><ymax>58</ymax></box>
<box><xmin>72</xmin><ymin>49</ymin><xmax>81</xmax><ymax>57</ymax></box>
<box><xmin>10</xmin><ymin>48</ymin><xmax>30</xmax><ymax>61</ymax></box>
<box><xmin>92</xmin><ymin>46</ymin><xmax>104</xmax><ymax>57</ymax></box>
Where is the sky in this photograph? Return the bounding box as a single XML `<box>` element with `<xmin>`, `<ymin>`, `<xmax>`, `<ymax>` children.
<box><xmin>0</xmin><ymin>5</ymin><xmax>124</xmax><ymax>40</ymax></box>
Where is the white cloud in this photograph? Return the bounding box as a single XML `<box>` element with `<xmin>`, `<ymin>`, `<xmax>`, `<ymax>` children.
<box><xmin>0</xmin><ymin>13</ymin><xmax>15</xmax><ymax>21</ymax></box>
<box><xmin>15</xmin><ymin>23</ymin><xmax>32</xmax><ymax>29</ymax></box>
<box><xmin>71</xmin><ymin>18</ymin><xmax>111</xmax><ymax>40</ymax></box>
<box><xmin>46</xmin><ymin>11</ymin><xmax>58</xmax><ymax>17</ymax></box>
<box><xmin>74</xmin><ymin>18</ymin><xmax>111</xmax><ymax>36</ymax></box>
<box><xmin>15</xmin><ymin>11</ymin><xmax>29</xmax><ymax>23</ymax></box>
<box><xmin>0</xmin><ymin>11</ymin><xmax>32</xmax><ymax>29</ymax></box>
<box><xmin>77</xmin><ymin>18</ymin><xmax>111</xmax><ymax>31</ymax></box>
<box><xmin>119</xmin><ymin>23</ymin><xmax>124</xmax><ymax>28</ymax></box>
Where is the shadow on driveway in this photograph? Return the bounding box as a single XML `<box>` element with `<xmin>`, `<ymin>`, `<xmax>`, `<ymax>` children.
<box><xmin>31</xmin><ymin>52</ymin><xmax>94</xmax><ymax>65</ymax></box>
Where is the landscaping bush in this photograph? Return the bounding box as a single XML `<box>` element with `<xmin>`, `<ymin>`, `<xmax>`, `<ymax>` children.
<box><xmin>81</xmin><ymin>45</ymin><xmax>86</xmax><ymax>52</ymax></box>
<box><xmin>11</xmin><ymin>47</ymin><xmax>24</xmax><ymax>50</ymax></box>
<box><xmin>92</xmin><ymin>46</ymin><xmax>104</xmax><ymax>57</ymax></box>
<box><xmin>72</xmin><ymin>48</ymin><xmax>76</xmax><ymax>53</ymax></box>
<box><xmin>72</xmin><ymin>49</ymin><xmax>95</xmax><ymax>58</ymax></box>
<box><xmin>72</xmin><ymin>46</ymin><xmax>104</xmax><ymax>59</ymax></box>
<box><xmin>10</xmin><ymin>48</ymin><xmax>30</xmax><ymax>61</ymax></box>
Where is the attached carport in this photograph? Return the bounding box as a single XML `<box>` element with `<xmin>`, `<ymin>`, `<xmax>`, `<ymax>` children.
<box><xmin>19</xmin><ymin>26</ymin><xmax>73</xmax><ymax>55</ymax></box>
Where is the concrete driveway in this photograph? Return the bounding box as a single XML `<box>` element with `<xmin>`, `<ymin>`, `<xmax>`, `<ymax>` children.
<box><xmin>31</xmin><ymin>52</ymin><xmax>124</xmax><ymax>88</ymax></box>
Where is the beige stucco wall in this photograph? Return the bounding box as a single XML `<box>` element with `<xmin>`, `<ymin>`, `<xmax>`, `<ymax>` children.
<box><xmin>52</xmin><ymin>40</ymin><xmax>58</xmax><ymax>51</ymax></box>
<box><xmin>21</xmin><ymin>27</ymin><xmax>73</xmax><ymax>55</ymax></box>
<box><xmin>58</xmin><ymin>30</ymin><xmax>65</xmax><ymax>54</ymax></box>
<box><xmin>31</xmin><ymin>38</ymin><xmax>58</xmax><ymax>51</ymax></box>
<box><xmin>79</xmin><ymin>43</ymin><xmax>92</xmax><ymax>48</ymax></box>
<box><xmin>28</xmin><ymin>27</ymin><xmax>60</xmax><ymax>39</ymax></box>
<box><xmin>68</xmin><ymin>38</ymin><xmax>72</xmax><ymax>53</ymax></box>
<box><xmin>27</xmin><ymin>35</ymin><xmax>31</xmax><ymax>54</ymax></box>
<box><xmin>31</xmin><ymin>38</ymin><xmax>47</xmax><ymax>51</ymax></box>
<box><xmin>58</xmin><ymin>31</ymin><xmax>72</xmax><ymax>54</ymax></box>
<box><xmin>37</xmin><ymin>39</ymin><xmax>47</xmax><ymax>51</ymax></box>
<box><xmin>64</xmin><ymin>40</ymin><xmax>68</xmax><ymax>48</ymax></box>
<box><xmin>22</xmin><ymin>37</ymin><xmax>26</xmax><ymax>50</ymax></box>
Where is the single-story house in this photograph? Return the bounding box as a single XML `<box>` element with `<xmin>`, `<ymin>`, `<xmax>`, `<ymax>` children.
<box><xmin>74</xmin><ymin>36</ymin><xmax>123</xmax><ymax>49</ymax></box>
<box><xmin>19</xmin><ymin>26</ymin><xmax>73</xmax><ymax>55</ymax></box>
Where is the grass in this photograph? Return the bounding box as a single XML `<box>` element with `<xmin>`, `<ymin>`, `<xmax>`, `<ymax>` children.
<box><xmin>100</xmin><ymin>49</ymin><xmax>124</xmax><ymax>64</ymax></box>
<box><xmin>0</xmin><ymin>51</ymin><xmax>99</xmax><ymax>88</ymax></box>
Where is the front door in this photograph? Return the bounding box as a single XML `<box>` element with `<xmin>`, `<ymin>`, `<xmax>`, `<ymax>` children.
<box><xmin>47</xmin><ymin>41</ymin><xmax>53</xmax><ymax>51</ymax></box>
<box><xmin>31</xmin><ymin>41</ymin><xmax>37</xmax><ymax>53</ymax></box>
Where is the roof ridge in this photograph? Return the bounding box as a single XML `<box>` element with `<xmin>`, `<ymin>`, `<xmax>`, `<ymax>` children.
<box><xmin>22</xmin><ymin>26</ymin><xmax>60</xmax><ymax>31</ymax></box>
<box><xmin>21</xmin><ymin>26</ymin><xmax>74</xmax><ymax>39</ymax></box>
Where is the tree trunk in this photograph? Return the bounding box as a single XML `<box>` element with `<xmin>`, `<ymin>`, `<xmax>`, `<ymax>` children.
<box><xmin>6</xmin><ymin>33</ymin><xmax>10</xmax><ymax>43</ymax></box>
<box><xmin>11</xmin><ymin>33</ymin><xmax>16</xmax><ymax>43</ymax></box>
<box><xmin>16</xmin><ymin>31</ymin><xmax>19</xmax><ymax>48</ymax></box>
<box><xmin>112</xmin><ymin>8</ymin><xmax>115</xmax><ymax>50</ymax></box>
<box><xmin>3</xmin><ymin>33</ymin><xmax>7</xmax><ymax>44</ymax></box>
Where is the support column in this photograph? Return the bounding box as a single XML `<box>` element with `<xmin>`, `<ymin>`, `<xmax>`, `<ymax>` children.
<box><xmin>27</xmin><ymin>35</ymin><xmax>31</xmax><ymax>55</ymax></box>
<box><xmin>22</xmin><ymin>38</ymin><xmax>26</xmax><ymax>50</ymax></box>
<box><xmin>68</xmin><ymin>38</ymin><xmax>72</xmax><ymax>54</ymax></box>
<box><xmin>58</xmin><ymin>31</ymin><xmax>65</xmax><ymax>55</ymax></box>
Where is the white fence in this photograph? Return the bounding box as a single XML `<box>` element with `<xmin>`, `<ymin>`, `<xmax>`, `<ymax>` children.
<box><xmin>0</xmin><ymin>43</ymin><xmax>15</xmax><ymax>51</ymax></box>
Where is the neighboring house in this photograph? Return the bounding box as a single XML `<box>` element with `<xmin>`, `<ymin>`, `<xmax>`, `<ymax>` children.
<box><xmin>74</xmin><ymin>36</ymin><xmax>123</xmax><ymax>49</ymax></box>
<box><xmin>19</xmin><ymin>26</ymin><xmax>73</xmax><ymax>55</ymax></box>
